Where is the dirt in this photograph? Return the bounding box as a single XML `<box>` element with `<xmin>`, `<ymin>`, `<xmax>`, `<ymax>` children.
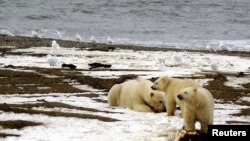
<box><xmin>233</xmin><ymin>108</ymin><xmax>250</xmax><ymax>116</ymax></box>
<box><xmin>0</xmin><ymin>133</ymin><xmax>20</xmax><ymax>138</ymax></box>
<box><xmin>204</xmin><ymin>75</ymin><xmax>250</xmax><ymax>102</ymax></box>
<box><xmin>202</xmin><ymin>75</ymin><xmax>250</xmax><ymax>117</ymax></box>
<box><xmin>0</xmin><ymin>120</ymin><xmax>41</xmax><ymax>138</ymax></box>
<box><xmin>0</xmin><ymin>120</ymin><xmax>42</xmax><ymax>129</ymax></box>
<box><xmin>0</xmin><ymin>102</ymin><xmax>120</xmax><ymax>114</ymax></box>
<box><xmin>0</xmin><ymin>69</ymin><xmax>85</xmax><ymax>94</ymax></box>
<box><xmin>0</xmin><ymin>103</ymin><xmax>119</xmax><ymax>122</ymax></box>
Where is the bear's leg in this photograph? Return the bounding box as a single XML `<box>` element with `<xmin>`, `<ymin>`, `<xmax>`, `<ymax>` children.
<box><xmin>178</xmin><ymin>104</ymin><xmax>184</xmax><ymax>118</ymax></box>
<box><xmin>133</xmin><ymin>104</ymin><xmax>154</xmax><ymax>112</ymax></box>
<box><xmin>200</xmin><ymin>121</ymin><xmax>209</xmax><ymax>132</ymax></box>
<box><xmin>183</xmin><ymin>108</ymin><xmax>195</xmax><ymax>131</ymax></box>
<box><xmin>166</xmin><ymin>101</ymin><xmax>176</xmax><ymax>116</ymax></box>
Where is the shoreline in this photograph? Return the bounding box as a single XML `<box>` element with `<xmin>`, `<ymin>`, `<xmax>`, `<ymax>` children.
<box><xmin>1</xmin><ymin>34</ymin><xmax>250</xmax><ymax>57</ymax></box>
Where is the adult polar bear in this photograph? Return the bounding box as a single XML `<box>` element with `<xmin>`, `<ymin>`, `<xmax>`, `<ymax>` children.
<box><xmin>177</xmin><ymin>87</ymin><xmax>214</xmax><ymax>132</ymax></box>
<box><xmin>151</xmin><ymin>76</ymin><xmax>200</xmax><ymax>116</ymax></box>
<box><xmin>108</xmin><ymin>79</ymin><xmax>166</xmax><ymax>112</ymax></box>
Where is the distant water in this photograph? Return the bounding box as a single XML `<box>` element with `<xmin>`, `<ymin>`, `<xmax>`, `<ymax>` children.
<box><xmin>1</xmin><ymin>0</ymin><xmax>250</xmax><ymax>51</ymax></box>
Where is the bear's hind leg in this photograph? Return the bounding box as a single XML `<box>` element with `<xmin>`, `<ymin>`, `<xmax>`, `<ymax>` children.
<box><xmin>200</xmin><ymin>121</ymin><xmax>209</xmax><ymax>132</ymax></box>
<box><xmin>167</xmin><ymin>101</ymin><xmax>176</xmax><ymax>116</ymax></box>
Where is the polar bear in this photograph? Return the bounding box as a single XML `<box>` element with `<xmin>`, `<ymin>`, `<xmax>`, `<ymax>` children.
<box><xmin>151</xmin><ymin>76</ymin><xmax>200</xmax><ymax>116</ymax></box>
<box><xmin>108</xmin><ymin>79</ymin><xmax>166</xmax><ymax>112</ymax></box>
<box><xmin>177</xmin><ymin>87</ymin><xmax>214</xmax><ymax>132</ymax></box>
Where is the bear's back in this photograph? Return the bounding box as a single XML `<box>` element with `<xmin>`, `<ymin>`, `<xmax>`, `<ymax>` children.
<box><xmin>137</xmin><ymin>79</ymin><xmax>153</xmax><ymax>94</ymax></box>
<box><xmin>119</xmin><ymin>80</ymin><xmax>141</xmax><ymax>108</ymax></box>
<box><xmin>181</xmin><ymin>79</ymin><xmax>200</xmax><ymax>89</ymax></box>
<box><xmin>168</xmin><ymin>78</ymin><xmax>200</xmax><ymax>95</ymax></box>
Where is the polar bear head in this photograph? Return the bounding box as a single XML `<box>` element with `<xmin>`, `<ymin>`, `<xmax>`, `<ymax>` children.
<box><xmin>151</xmin><ymin>76</ymin><xmax>172</xmax><ymax>91</ymax></box>
<box><xmin>177</xmin><ymin>87</ymin><xmax>197</xmax><ymax>103</ymax></box>
<box><xmin>146</xmin><ymin>90</ymin><xmax>166</xmax><ymax>112</ymax></box>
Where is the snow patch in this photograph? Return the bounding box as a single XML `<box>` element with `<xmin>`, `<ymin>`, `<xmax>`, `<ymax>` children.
<box><xmin>224</xmin><ymin>76</ymin><xmax>250</xmax><ymax>89</ymax></box>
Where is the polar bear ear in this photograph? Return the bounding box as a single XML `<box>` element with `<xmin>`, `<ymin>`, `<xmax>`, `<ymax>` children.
<box><xmin>150</xmin><ymin>93</ymin><xmax>154</xmax><ymax>97</ymax></box>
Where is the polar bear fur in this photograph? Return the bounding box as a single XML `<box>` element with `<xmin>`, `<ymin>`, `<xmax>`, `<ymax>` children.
<box><xmin>177</xmin><ymin>87</ymin><xmax>214</xmax><ymax>132</ymax></box>
<box><xmin>151</xmin><ymin>76</ymin><xmax>200</xmax><ymax>116</ymax></box>
<box><xmin>108</xmin><ymin>79</ymin><xmax>166</xmax><ymax>112</ymax></box>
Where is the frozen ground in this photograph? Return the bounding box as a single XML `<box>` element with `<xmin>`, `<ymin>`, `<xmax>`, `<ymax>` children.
<box><xmin>0</xmin><ymin>44</ymin><xmax>250</xmax><ymax>141</ymax></box>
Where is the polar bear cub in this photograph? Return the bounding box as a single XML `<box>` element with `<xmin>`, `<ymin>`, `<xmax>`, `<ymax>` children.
<box><xmin>177</xmin><ymin>87</ymin><xmax>214</xmax><ymax>132</ymax></box>
<box><xmin>151</xmin><ymin>76</ymin><xmax>200</xmax><ymax>116</ymax></box>
<box><xmin>108</xmin><ymin>79</ymin><xmax>166</xmax><ymax>112</ymax></box>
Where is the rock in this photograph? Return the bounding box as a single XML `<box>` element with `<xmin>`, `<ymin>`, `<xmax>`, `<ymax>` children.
<box><xmin>61</xmin><ymin>63</ymin><xmax>77</xmax><ymax>69</ymax></box>
<box><xmin>88</xmin><ymin>63</ymin><xmax>112</xmax><ymax>70</ymax></box>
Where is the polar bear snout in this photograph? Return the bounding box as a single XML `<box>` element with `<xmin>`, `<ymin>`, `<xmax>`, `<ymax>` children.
<box><xmin>152</xmin><ymin>105</ymin><xmax>166</xmax><ymax>113</ymax></box>
<box><xmin>151</xmin><ymin>86</ymin><xmax>156</xmax><ymax>90</ymax></box>
<box><xmin>151</xmin><ymin>85</ymin><xmax>157</xmax><ymax>90</ymax></box>
<box><xmin>154</xmin><ymin>108</ymin><xmax>166</xmax><ymax>113</ymax></box>
<box><xmin>160</xmin><ymin>107</ymin><xmax>166</xmax><ymax>112</ymax></box>
<box><xmin>177</xmin><ymin>95</ymin><xmax>183</xmax><ymax>100</ymax></box>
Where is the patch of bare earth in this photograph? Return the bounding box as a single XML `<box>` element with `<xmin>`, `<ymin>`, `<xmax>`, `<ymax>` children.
<box><xmin>0</xmin><ymin>103</ymin><xmax>119</xmax><ymax>122</ymax></box>
<box><xmin>1</xmin><ymin>102</ymin><xmax>120</xmax><ymax>114</ymax></box>
<box><xmin>0</xmin><ymin>120</ymin><xmax>42</xmax><ymax>129</ymax></box>
<box><xmin>0</xmin><ymin>69</ymin><xmax>84</xmax><ymax>94</ymax></box>
<box><xmin>0</xmin><ymin>133</ymin><xmax>20</xmax><ymax>138</ymax></box>
<box><xmin>0</xmin><ymin>120</ymin><xmax>41</xmax><ymax>138</ymax></box>
<box><xmin>203</xmin><ymin>75</ymin><xmax>250</xmax><ymax>118</ymax></box>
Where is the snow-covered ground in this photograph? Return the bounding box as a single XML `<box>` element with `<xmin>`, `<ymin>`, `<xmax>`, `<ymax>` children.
<box><xmin>0</xmin><ymin>45</ymin><xmax>250</xmax><ymax>141</ymax></box>
<box><xmin>2</xmin><ymin>46</ymin><xmax>249</xmax><ymax>72</ymax></box>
